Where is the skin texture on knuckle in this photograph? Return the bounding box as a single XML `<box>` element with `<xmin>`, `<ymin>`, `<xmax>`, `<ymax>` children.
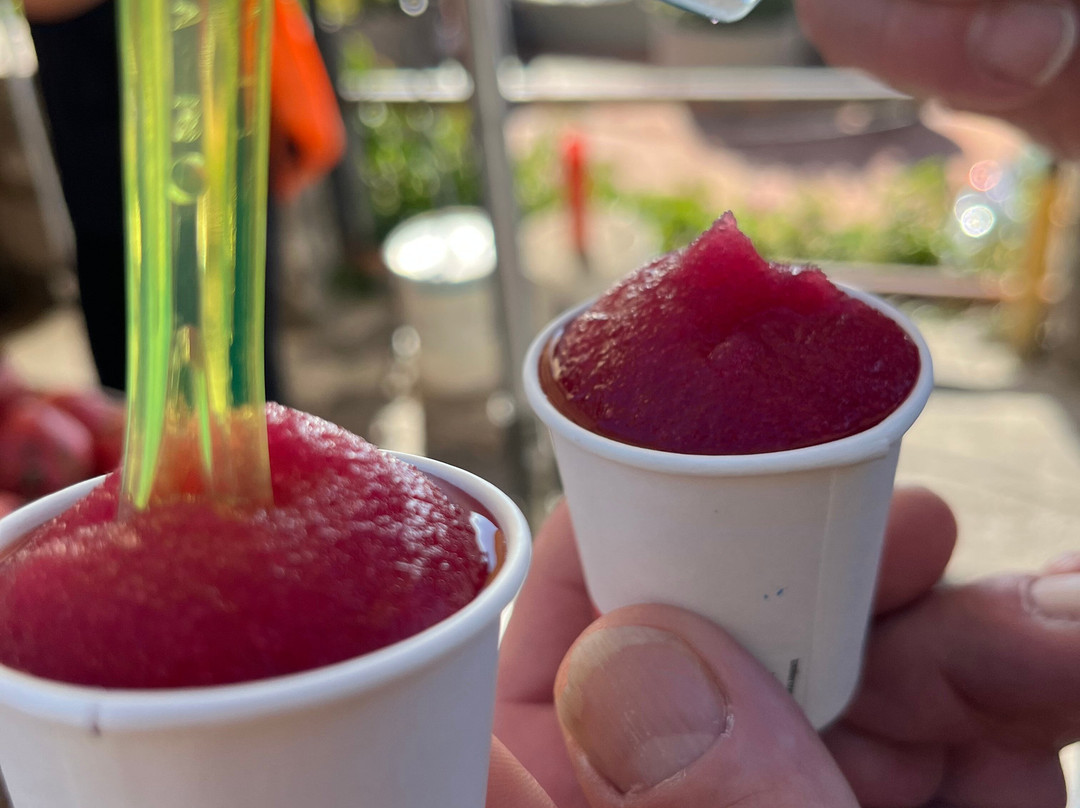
<box><xmin>848</xmin><ymin>575</ymin><xmax>1080</xmax><ymax>750</ymax></box>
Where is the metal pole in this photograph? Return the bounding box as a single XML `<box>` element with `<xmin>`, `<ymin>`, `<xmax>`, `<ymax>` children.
<box><xmin>461</xmin><ymin>0</ymin><xmax>536</xmax><ymax>504</ymax></box>
<box><xmin>462</xmin><ymin>0</ymin><xmax>531</xmax><ymax>408</ymax></box>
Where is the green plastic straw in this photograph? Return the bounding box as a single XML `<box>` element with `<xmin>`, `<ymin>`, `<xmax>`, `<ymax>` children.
<box><xmin>118</xmin><ymin>0</ymin><xmax>273</xmax><ymax>510</ymax></box>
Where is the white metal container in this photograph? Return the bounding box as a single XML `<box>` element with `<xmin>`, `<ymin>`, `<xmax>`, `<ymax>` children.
<box><xmin>383</xmin><ymin>207</ymin><xmax>503</xmax><ymax>397</ymax></box>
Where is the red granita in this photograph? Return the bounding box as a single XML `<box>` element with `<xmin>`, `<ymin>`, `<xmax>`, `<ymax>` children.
<box><xmin>545</xmin><ymin>213</ymin><xmax>920</xmax><ymax>455</ymax></box>
<box><xmin>0</xmin><ymin>405</ymin><xmax>489</xmax><ymax>688</ymax></box>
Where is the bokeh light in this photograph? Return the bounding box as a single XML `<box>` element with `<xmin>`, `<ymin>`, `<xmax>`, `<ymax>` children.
<box><xmin>968</xmin><ymin>160</ymin><xmax>1002</xmax><ymax>192</ymax></box>
<box><xmin>958</xmin><ymin>204</ymin><xmax>996</xmax><ymax>238</ymax></box>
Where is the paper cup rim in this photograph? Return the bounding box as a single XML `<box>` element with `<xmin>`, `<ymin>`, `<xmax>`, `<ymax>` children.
<box><xmin>523</xmin><ymin>284</ymin><xmax>933</xmax><ymax>475</ymax></box>
<box><xmin>0</xmin><ymin>453</ymin><xmax>531</xmax><ymax>732</ymax></box>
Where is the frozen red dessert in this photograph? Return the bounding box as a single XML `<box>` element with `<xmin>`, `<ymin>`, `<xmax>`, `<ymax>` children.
<box><xmin>543</xmin><ymin>214</ymin><xmax>920</xmax><ymax>455</ymax></box>
<box><xmin>0</xmin><ymin>404</ymin><xmax>491</xmax><ymax>689</ymax></box>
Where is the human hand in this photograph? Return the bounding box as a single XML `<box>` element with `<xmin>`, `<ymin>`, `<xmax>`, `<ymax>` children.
<box><xmin>487</xmin><ymin>488</ymin><xmax>1080</xmax><ymax>806</ymax></box>
<box><xmin>792</xmin><ymin>0</ymin><xmax>1080</xmax><ymax>157</ymax></box>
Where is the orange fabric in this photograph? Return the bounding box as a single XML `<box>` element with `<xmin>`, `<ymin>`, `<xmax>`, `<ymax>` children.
<box><xmin>269</xmin><ymin>0</ymin><xmax>347</xmax><ymax>200</ymax></box>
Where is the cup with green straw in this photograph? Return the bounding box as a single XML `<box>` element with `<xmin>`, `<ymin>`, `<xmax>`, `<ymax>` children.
<box><xmin>0</xmin><ymin>3</ymin><xmax>534</xmax><ymax>806</ymax></box>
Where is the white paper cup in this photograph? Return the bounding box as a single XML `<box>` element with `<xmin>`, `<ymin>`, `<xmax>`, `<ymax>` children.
<box><xmin>524</xmin><ymin>287</ymin><xmax>933</xmax><ymax>728</ymax></box>
<box><xmin>0</xmin><ymin>453</ymin><xmax>531</xmax><ymax>808</ymax></box>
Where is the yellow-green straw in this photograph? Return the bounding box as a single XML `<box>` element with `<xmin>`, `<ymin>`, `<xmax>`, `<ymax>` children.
<box><xmin>119</xmin><ymin>0</ymin><xmax>273</xmax><ymax>510</ymax></box>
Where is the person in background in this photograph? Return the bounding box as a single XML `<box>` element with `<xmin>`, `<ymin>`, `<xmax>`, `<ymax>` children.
<box><xmin>29</xmin><ymin>0</ymin><xmax>127</xmax><ymax>392</ymax></box>
<box><xmin>27</xmin><ymin>0</ymin><xmax>344</xmax><ymax>397</ymax></box>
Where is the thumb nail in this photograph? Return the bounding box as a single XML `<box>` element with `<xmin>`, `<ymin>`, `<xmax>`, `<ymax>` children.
<box><xmin>555</xmin><ymin>625</ymin><xmax>728</xmax><ymax>794</ymax></box>
<box><xmin>1030</xmin><ymin>572</ymin><xmax>1080</xmax><ymax>620</ymax></box>
<box><xmin>968</xmin><ymin>1</ymin><xmax>1078</xmax><ymax>87</ymax></box>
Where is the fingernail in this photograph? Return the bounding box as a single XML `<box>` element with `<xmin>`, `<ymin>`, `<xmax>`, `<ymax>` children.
<box><xmin>556</xmin><ymin>625</ymin><xmax>728</xmax><ymax>794</ymax></box>
<box><xmin>1030</xmin><ymin>573</ymin><xmax>1080</xmax><ymax>620</ymax></box>
<box><xmin>968</xmin><ymin>2</ymin><xmax>1078</xmax><ymax>87</ymax></box>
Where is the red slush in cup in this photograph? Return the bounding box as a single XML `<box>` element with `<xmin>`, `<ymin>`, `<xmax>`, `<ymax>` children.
<box><xmin>0</xmin><ymin>406</ymin><xmax>530</xmax><ymax>808</ymax></box>
<box><xmin>524</xmin><ymin>214</ymin><xmax>932</xmax><ymax>728</ymax></box>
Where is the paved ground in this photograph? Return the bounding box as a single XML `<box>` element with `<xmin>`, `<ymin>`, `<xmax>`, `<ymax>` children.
<box><xmin>899</xmin><ymin>305</ymin><xmax>1080</xmax><ymax>583</ymax></box>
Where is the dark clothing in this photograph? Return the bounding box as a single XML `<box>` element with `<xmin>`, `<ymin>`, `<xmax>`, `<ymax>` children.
<box><xmin>30</xmin><ymin>2</ymin><xmax>284</xmax><ymax>401</ymax></box>
<box><xmin>31</xmin><ymin>1</ymin><xmax>125</xmax><ymax>390</ymax></box>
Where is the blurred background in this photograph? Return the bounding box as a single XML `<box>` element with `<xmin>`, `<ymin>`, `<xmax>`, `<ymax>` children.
<box><xmin>0</xmin><ymin>0</ymin><xmax>1079</xmax><ymax>794</ymax></box>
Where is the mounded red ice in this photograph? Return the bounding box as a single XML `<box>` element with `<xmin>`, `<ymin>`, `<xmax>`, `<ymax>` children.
<box><xmin>0</xmin><ymin>405</ymin><xmax>488</xmax><ymax>688</ymax></box>
<box><xmin>549</xmin><ymin>214</ymin><xmax>920</xmax><ymax>455</ymax></box>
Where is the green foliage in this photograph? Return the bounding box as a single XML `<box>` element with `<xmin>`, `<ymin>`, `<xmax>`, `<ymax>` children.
<box><xmin>736</xmin><ymin>162</ymin><xmax>951</xmax><ymax>266</ymax></box>
<box><xmin>339</xmin><ymin>29</ymin><xmax>382</xmax><ymax>74</ymax></box>
<box><xmin>315</xmin><ymin>0</ymin><xmax>398</xmax><ymax>28</ymax></box>
<box><xmin>654</xmin><ymin>160</ymin><xmax>954</xmax><ymax>265</ymax></box>
<box><xmin>619</xmin><ymin>191</ymin><xmax>715</xmax><ymax>253</ymax></box>
<box><xmin>512</xmin><ymin>136</ymin><xmax>971</xmax><ymax>269</ymax></box>
<box><xmin>514</xmin><ymin>139</ymin><xmax>563</xmax><ymax>218</ymax></box>
<box><xmin>351</xmin><ymin>102</ymin><xmax>482</xmax><ymax>240</ymax></box>
<box><xmin>348</xmin><ymin>99</ymin><xmax>1033</xmax><ymax>277</ymax></box>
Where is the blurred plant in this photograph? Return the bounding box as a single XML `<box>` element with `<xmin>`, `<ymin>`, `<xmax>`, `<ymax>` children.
<box><xmin>515</xmin><ymin>139</ymin><xmax>563</xmax><ymax>217</ymax></box>
<box><xmin>943</xmin><ymin>148</ymin><xmax>1050</xmax><ymax>274</ymax></box>
<box><xmin>510</xmin><ymin>137</ymin><xmax>1026</xmax><ymax>271</ymax></box>
<box><xmin>352</xmin><ymin>101</ymin><xmax>482</xmax><ymax>240</ymax></box>
<box><xmin>315</xmin><ymin>0</ymin><xmax>398</xmax><ymax>29</ymax></box>
<box><xmin>515</xmin><ymin>138</ymin><xmax>713</xmax><ymax>251</ymax></box>
<box><xmin>339</xmin><ymin>29</ymin><xmax>382</xmax><ymax>73</ymax></box>
<box><xmin>736</xmin><ymin>161</ymin><xmax>950</xmax><ymax>266</ymax></box>
<box><xmin>345</xmin><ymin>95</ymin><xmax>1039</xmax><ymax>276</ymax></box>
<box><xmin>617</xmin><ymin>190</ymin><xmax>715</xmax><ymax>252</ymax></box>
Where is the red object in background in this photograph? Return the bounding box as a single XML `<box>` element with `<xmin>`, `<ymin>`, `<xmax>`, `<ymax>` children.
<box><xmin>0</xmin><ymin>405</ymin><xmax>489</xmax><ymax>689</ymax></box>
<box><xmin>0</xmin><ymin>493</ymin><xmax>22</xmax><ymax>520</ymax></box>
<box><xmin>561</xmin><ymin>132</ymin><xmax>589</xmax><ymax>258</ymax></box>
<box><xmin>0</xmin><ymin>356</ymin><xmax>121</xmax><ymax>501</ymax></box>
<box><xmin>47</xmin><ymin>391</ymin><xmax>125</xmax><ymax>476</ymax></box>
<box><xmin>0</xmin><ymin>360</ymin><xmax>28</xmax><ymax>420</ymax></box>
<box><xmin>268</xmin><ymin>0</ymin><xmax>347</xmax><ymax>201</ymax></box>
<box><xmin>0</xmin><ymin>399</ymin><xmax>94</xmax><ymax>501</ymax></box>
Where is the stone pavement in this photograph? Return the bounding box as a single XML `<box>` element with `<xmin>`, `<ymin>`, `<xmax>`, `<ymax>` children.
<box><xmin>900</xmin><ymin>388</ymin><xmax>1080</xmax><ymax>580</ymax></box>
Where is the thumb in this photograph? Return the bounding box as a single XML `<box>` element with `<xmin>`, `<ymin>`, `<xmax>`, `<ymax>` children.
<box><xmin>794</xmin><ymin>0</ymin><xmax>1079</xmax><ymax>112</ymax></box>
<box><xmin>554</xmin><ymin>605</ymin><xmax>857</xmax><ymax>808</ymax></box>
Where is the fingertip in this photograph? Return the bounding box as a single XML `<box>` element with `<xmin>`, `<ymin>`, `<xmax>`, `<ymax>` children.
<box><xmin>524</xmin><ymin>497</ymin><xmax>586</xmax><ymax>594</ymax></box>
<box><xmin>496</xmin><ymin>497</ymin><xmax>594</xmax><ymax>706</ymax></box>
<box><xmin>792</xmin><ymin>0</ymin><xmax>1058</xmax><ymax>110</ymax></box>
<box><xmin>791</xmin><ymin>0</ymin><xmax>831</xmax><ymax>62</ymax></box>
<box><xmin>875</xmin><ymin>487</ymin><xmax>957</xmax><ymax>614</ymax></box>
<box><xmin>486</xmin><ymin>737</ymin><xmax>557</xmax><ymax>808</ymax></box>
<box><xmin>892</xmin><ymin>487</ymin><xmax>958</xmax><ymax>549</ymax></box>
<box><xmin>534</xmin><ymin>499</ymin><xmax>573</xmax><ymax>548</ymax></box>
